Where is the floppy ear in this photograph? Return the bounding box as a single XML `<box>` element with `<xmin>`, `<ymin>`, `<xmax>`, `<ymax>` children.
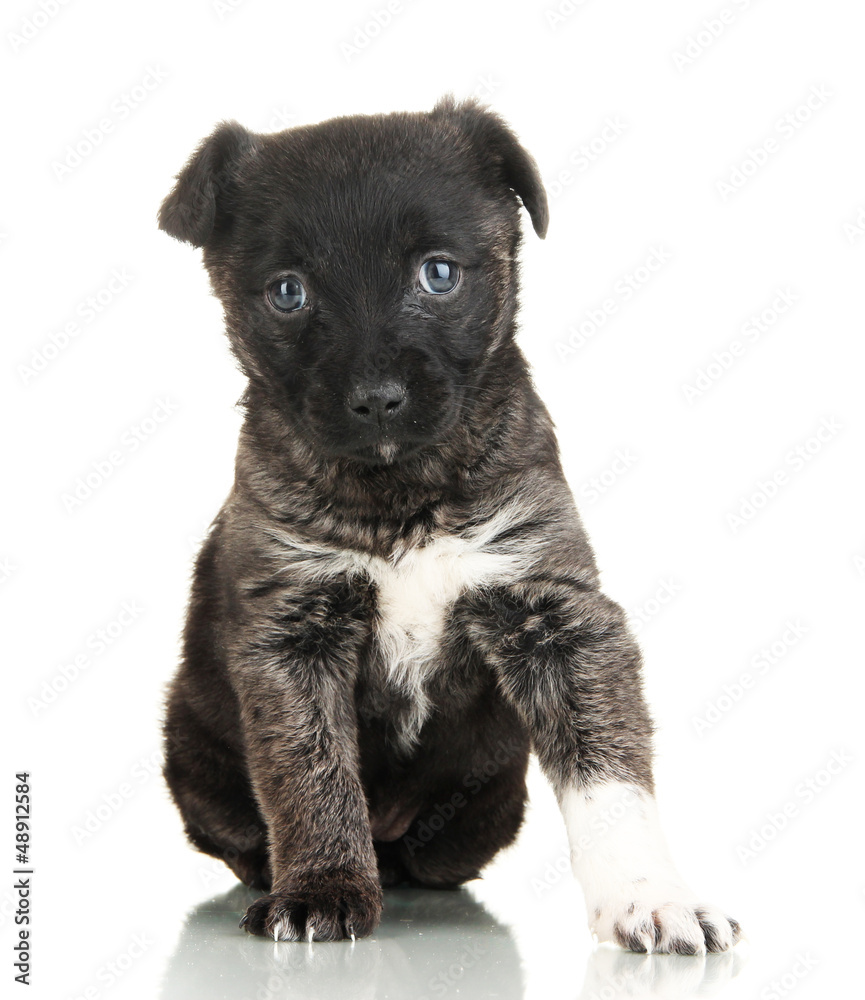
<box><xmin>158</xmin><ymin>121</ymin><xmax>258</xmax><ymax>248</ymax></box>
<box><xmin>434</xmin><ymin>96</ymin><xmax>549</xmax><ymax>239</ymax></box>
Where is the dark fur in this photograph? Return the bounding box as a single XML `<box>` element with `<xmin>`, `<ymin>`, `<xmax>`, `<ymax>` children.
<box><xmin>160</xmin><ymin>98</ymin><xmax>654</xmax><ymax>942</ymax></box>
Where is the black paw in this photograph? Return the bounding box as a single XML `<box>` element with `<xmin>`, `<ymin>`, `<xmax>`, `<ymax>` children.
<box><xmin>240</xmin><ymin>868</ymin><xmax>382</xmax><ymax>941</ymax></box>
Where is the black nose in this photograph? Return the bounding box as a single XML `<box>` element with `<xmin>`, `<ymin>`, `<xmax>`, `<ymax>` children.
<box><xmin>347</xmin><ymin>381</ymin><xmax>407</xmax><ymax>423</ymax></box>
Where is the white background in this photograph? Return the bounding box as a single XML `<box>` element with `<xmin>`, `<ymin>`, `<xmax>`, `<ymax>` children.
<box><xmin>3</xmin><ymin>1</ymin><xmax>864</xmax><ymax>998</ymax></box>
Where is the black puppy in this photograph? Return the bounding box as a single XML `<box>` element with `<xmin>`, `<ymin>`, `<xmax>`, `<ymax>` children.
<box><xmin>159</xmin><ymin>97</ymin><xmax>740</xmax><ymax>952</ymax></box>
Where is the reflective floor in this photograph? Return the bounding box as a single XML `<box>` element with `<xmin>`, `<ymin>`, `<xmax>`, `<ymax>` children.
<box><xmin>159</xmin><ymin>884</ymin><xmax>746</xmax><ymax>1000</ymax></box>
<box><xmin>33</xmin><ymin>759</ymin><xmax>855</xmax><ymax>1000</ymax></box>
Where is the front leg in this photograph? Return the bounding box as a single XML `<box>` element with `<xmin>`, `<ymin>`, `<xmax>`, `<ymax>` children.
<box><xmin>463</xmin><ymin>578</ymin><xmax>741</xmax><ymax>954</ymax></box>
<box><xmin>229</xmin><ymin>580</ymin><xmax>382</xmax><ymax>941</ymax></box>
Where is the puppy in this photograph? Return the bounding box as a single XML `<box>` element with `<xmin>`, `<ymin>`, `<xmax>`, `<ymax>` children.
<box><xmin>159</xmin><ymin>97</ymin><xmax>741</xmax><ymax>953</ymax></box>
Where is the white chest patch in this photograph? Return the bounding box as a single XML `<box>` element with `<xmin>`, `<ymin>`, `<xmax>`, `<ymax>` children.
<box><xmin>269</xmin><ymin>507</ymin><xmax>538</xmax><ymax>744</ymax></box>
<box><xmin>359</xmin><ymin>534</ymin><xmax>518</xmax><ymax>690</ymax></box>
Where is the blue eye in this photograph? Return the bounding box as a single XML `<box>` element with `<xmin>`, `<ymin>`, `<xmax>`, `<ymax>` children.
<box><xmin>267</xmin><ymin>275</ymin><xmax>307</xmax><ymax>312</ymax></box>
<box><xmin>419</xmin><ymin>259</ymin><xmax>460</xmax><ymax>294</ymax></box>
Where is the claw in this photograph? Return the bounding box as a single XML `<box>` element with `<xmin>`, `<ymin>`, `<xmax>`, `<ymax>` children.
<box><xmin>238</xmin><ymin>913</ymin><xmax>248</xmax><ymax>929</ymax></box>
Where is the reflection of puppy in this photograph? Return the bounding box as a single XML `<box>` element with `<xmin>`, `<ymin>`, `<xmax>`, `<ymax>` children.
<box><xmin>159</xmin><ymin>98</ymin><xmax>741</xmax><ymax>952</ymax></box>
<box><xmin>160</xmin><ymin>885</ymin><xmax>525</xmax><ymax>1000</ymax></box>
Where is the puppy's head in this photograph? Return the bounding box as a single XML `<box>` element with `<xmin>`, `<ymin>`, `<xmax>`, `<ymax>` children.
<box><xmin>159</xmin><ymin>98</ymin><xmax>547</xmax><ymax>465</ymax></box>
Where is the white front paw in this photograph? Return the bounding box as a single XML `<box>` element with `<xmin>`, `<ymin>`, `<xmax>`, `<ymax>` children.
<box><xmin>591</xmin><ymin>881</ymin><xmax>741</xmax><ymax>955</ymax></box>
